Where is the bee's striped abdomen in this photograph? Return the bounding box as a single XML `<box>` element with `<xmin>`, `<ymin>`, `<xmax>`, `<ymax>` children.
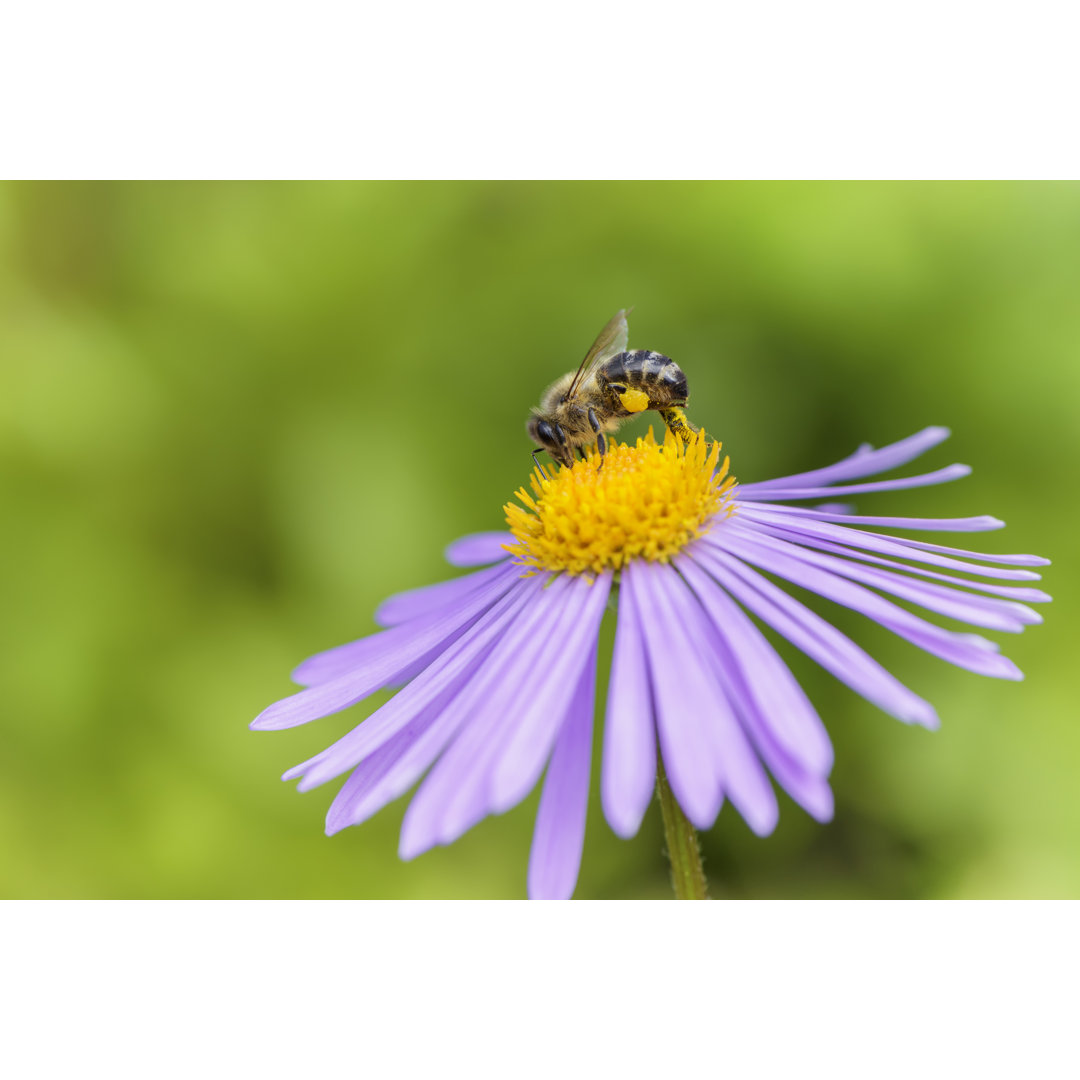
<box><xmin>601</xmin><ymin>350</ymin><xmax>689</xmax><ymax>405</ymax></box>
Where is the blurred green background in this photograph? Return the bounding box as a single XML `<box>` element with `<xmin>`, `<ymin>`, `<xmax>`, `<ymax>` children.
<box><xmin>0</xmin><ymin>181</ymin><xmax>1074</xmax><ymax>899</ymax></box>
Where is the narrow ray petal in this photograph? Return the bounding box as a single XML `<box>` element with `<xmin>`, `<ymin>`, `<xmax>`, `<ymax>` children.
<box><xmin>445</xmin><ymin>531</ymin><xmax>516</xmax><ymax>567</ymax></box>
<box><xmin>324</xmin><ymin>646</ymin><xmax>509</xmax><ymax>836</ymax></box>
<box><xmin>738</xmin><ymin>426</ymin><xmax>952</xmax><ymax>494</ymax></box>
<box><xmin>601</xmin><ymin>586</ymin><xmax>657</xmax><ymax>839</ymax></box>
<box><xmin>374</xmin><ymin>560</ymin><xmax>515</xmax><ymax>628</ymax></box>
<box><xmin>282</xmin><ymin>561</ymin><xmax>518</xmax><ymax>693</ymax></box>
<box><xmin>854</xmin><ymin>531</ymin><xmax>1050</xmax><ymax>567</ymax></box>
<box><xmin>396</xmin><ymin>575</ymin><xmax>578</xmax><ymax>859</ymax></box>
<box><xmin>255</xmin><ymin>583</ymin><xmax>509</xmax><ymax>732</ymax></box>
<box><xmin>738</xmin><ymin>507</ymin><xmax>1045</xmax><ymax>581</ymax></box>
<box><xmin>488</xmin><ymin>574</ymin><xmax>612</xmax><ymax>813</ymax></box>
<box><xmin>711</xmin><ymin>529</ymin><xmax>1023</xmax><ymax>680</ymax></box>
<box><xmin>695</xmin><ymin>546</ymin><xmax>939</xmax><ymax>726</ymax></box>
<box><xmin>399</xmin><ymin>574</ymin><xmax>609</xmax><ymax>859</ymax></box>
<box><xmin>676</xmin><ymin>553</ymin><xmax>833</xmax><ymax>773</ymax></box>
<box><xmin>284</xmin><ymin>577</ymin><xmax>544</xmax><ymax>789</ymax></box>
<box><xmin>527</xmin><ymin>642</ymin><xmax>598</xmax><ymax>900</ymax></box>
<box><xmin>736</xmin><ymin>502</ymin><xmax>1006</xmax><ymax>532</ymax></box>
<box><xmin>727</xmin><ymin>526</ymin><xmax>1039</xmax><ymax>632</ymax></box>
<box><xmin>325</xmin><ymin>722</ymin><xmax>428</xmax><ymax>835</ymax></box>
<box><xmin>736</xmin><ymin>463</ymin><xmax>971</xmax><ymax>503</ymax></box>
<box><xmin>675</xmin><ymin>555</ymin><xmax>834</xmax><ymax>822</ymax></box>
<box><xmin>654</xmin><ymin>563</ymin><xmax>780</xmax><ymax>836</ymax></box>
<box><xmin>742</xmin><ymin>520</ymin><xmax>1052</xmax><ymax>603</ymax></box>
<box><xmin>622</xmin><ymin>561</ymin><xmax>722</xmax><ymax>830</ymax></box>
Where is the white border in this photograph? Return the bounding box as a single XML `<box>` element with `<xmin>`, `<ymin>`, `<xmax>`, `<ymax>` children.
<box><xmin>3</xmin><ymin>3</ymin><xmax>1079</xmax><ymax>178</ymax></box>
<box><xmin>3</xmin><ymin>902</ymin><xmax>1075</xmax><ymax>1077</ymax></box>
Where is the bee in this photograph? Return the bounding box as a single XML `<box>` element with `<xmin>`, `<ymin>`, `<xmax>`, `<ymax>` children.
<box><xmin>526</xmin><ymin>309</ymin><xmax>699</xmax><ymax>474</ymax></box>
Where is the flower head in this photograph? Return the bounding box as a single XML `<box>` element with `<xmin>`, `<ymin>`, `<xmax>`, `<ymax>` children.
<box><xmin>252</xmin><ymin>426</ymin><xmax>1049</xmax><ymax>899</ymax></box>
<box><xmin>506</xmin><ymin>428</ymin><xmax>735</xmax><ymax>575</ymax></box>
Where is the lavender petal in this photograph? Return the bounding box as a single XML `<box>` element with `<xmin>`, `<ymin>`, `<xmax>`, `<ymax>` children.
<box><xmin>850</xmin><ymin>531</ymin><xmax>1050</xmax><ymax>567</ymax></box>
<box><xmin>281</xmin><ymin>561</ymin><xmax>518</xmax><ymax>693</ymax></box>
<box><xmin>445</xmin><ymin>532</ymin><xmax>515</xmax><ymax>567</ymax></box>
<box><xmin>738</xmin><ymin>426</ymin><xmax>952</xmax><ymax>495</ymax></box>
<box><xmin>601</xmin><ymin>584</ymin><xmax>657</xmax><ymax>840</ymax></box>
<box><xmin>283</xmin><ymin>576</ymin><xmax>544</xmax><ymax>789</ymax></box>
<box><xmin>254</xmin><ymin>592</ymin><xmax>504</xmax><ymax>732</ymax></box>
<box><xmin>695</xmin><ymin>546</ymin><xmax>939</xmax><ymax>726</ymax></box>
<box><xmin>488</xmin><ymin>573</ymin><xmax>612</xmax><ymax>813</ymax></box>
<box><xmin>629</xmin><ymin>561</ymin><xmax>780</xmax><ymax>835</ymax></box>
<box><xmin>738</xmin><ymin>507</ymin><xmax>1046</xmax><ymax>582</ymax></box>
<box><xmin>652</xmin><ymin>563</ymin><xmax>781</xmax><ymax>836</ymax></box>
<box><xmin>399</xmin><ymin>573</ymin><xmax>610</xmax><ymax>859</ymax></box>
<box><xmin>740</xmin><ymin>514</ymin><xmax>1051</xmax><ymax>601</ymax></box>
<box><xmin>736</xmin><ymin>463</ymin><xmax>971</xmax><ymax>503</ymax></box>
<box><xmin>622</xmin><ymin>561</ymin><xmax>722</xmax><ymax>830</ymax></box>
<box><xmin>375</xmin><ymin>561</ymin><xmax>513</xmax><ymax>628</ymax></box>
<box><xmin>736</xmin><ymin>502</ymin><xmax>1007</xmax><ymax>532</ymax></box>
<box><xmin>730</xmin><ymin>526</ymin><xmax>1039</xmax><ymax>632</ymax></box>
<box><xmin>675</xmin><ymin>553</ymin><xmax>833</xmax><ymax>774</ymax></box>
<box><xmin>710</xmin><ymin>528</ymin><xmax>1024</xmax><ymax>681</ymax></box>
<box><xmin>324</xmin><ymin>723</ymin><xmax>427</xmax><ymax>836</ymax></box>
<box><xmin>526</xmin><ymin>641</ymin><xmax>598</xmax><ymax>901</ymax></box>
<box><xmin>675</xmin><ymin>554</ymin><xmax>834</xmax><ymax>822</ymax></box>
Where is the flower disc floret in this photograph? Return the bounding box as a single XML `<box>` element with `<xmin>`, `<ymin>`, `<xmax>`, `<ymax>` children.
<box><xmin>505</xmin><ymin>429</ymin><xmax>736</xmax><ymax>575</ymax></box>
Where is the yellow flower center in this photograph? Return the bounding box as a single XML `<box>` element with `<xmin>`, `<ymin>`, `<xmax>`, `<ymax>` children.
<box><xmin>504</xmin><ymin>428</ymin><xmax>736</xmax><ymax>576</ymax></box>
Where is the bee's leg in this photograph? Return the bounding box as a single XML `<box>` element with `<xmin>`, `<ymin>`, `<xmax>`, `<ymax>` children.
<box><xmin>659</xmin><ymin>406</ymin><xmax>698</xmax><ymax>446</ymax></box>
<box><xmin>587</xmin><ymin>407</ymin><xmax>608</xmax><ymax>469</ymax></box>
<box><xmin>530</xmin><ymin>450</ymin><xmax>549</xmax><ymax>481</ymax></box>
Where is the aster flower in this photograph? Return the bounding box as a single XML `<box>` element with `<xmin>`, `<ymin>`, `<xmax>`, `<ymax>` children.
<box><xmin>252</xmin><ymin>425</ymin><xmax>1049</xmax><ymax>899</ymax></box>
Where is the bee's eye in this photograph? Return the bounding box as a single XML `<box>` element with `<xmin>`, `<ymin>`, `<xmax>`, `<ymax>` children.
<box><xmin>534</xmin><ymin>419</ymin><xmax>556</xmax><ymax>445</ymax></box>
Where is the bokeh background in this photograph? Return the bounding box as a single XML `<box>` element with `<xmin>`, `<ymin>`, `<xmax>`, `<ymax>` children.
<box><xmin>0</xmin><ymin>181</ymin><xmax>1075</xmax><ymax>899</ymax></box>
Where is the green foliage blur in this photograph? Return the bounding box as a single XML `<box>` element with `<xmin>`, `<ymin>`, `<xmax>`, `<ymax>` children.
<box><xmin>0</xmin><ymin>182</ymin><xmax>1074</xmax><ymax>899</ymax></box>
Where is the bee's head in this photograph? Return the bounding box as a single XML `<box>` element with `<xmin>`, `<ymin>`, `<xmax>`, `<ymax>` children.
<box><xmin>527</xmin><ymin>415</ymin><xmax>574</xmax><ymax>470</ymax></box>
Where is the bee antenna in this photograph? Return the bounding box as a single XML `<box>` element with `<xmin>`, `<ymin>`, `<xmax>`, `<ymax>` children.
<box><xmin>530</xmin><ymin>450</ymin><xmax>549</xmax><ymax>482</ymax></box>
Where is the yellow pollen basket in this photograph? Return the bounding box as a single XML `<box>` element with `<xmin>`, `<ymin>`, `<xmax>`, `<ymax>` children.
<box><xmin>504</xmin><ymin>428</ymin><xmax>737</xmax><ymax>576</ymax></box>
<box><xmin>618</xmin><ymin>387</ymin><xmax>650</xmax><ymax>413</ymax></box>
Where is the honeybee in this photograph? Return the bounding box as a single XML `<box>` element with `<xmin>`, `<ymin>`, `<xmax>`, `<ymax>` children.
<box><xmin>526</xmin><ymin>309</ymin><xmax>699</xmax><ymax>474</ymax></box>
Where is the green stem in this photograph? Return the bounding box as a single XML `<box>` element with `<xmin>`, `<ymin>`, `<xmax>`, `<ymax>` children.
<box><xmin>656</xmin><ymin>754</ymin><xmax>710</xmax><ymax>900</ymax></box>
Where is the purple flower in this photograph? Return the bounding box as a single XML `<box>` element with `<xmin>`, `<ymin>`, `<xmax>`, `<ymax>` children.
<box><xmin>252</xmin><ymin>426</ymin><xmax>1049</xmax><ymax>899</ymax></box>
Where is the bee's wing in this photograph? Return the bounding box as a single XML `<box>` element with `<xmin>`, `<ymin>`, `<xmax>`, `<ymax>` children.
<box><xmin>563</xmin><ymin>308</ymin><xmax>631</xmax><ymax>402</ymax></box>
